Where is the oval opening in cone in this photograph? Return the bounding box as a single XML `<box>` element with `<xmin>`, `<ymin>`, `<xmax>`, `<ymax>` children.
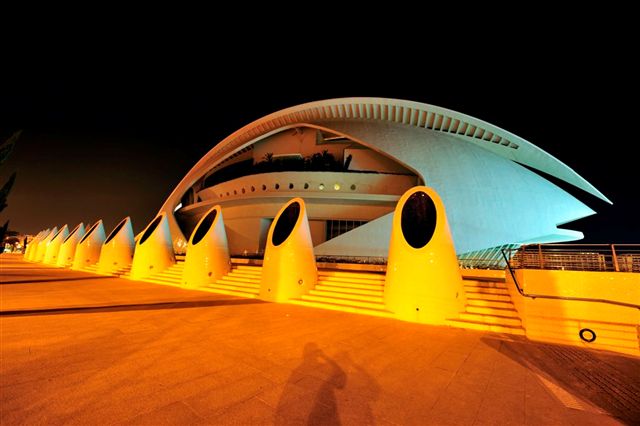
<box><xmin>139</xmin><ymin>216</ymin><xmax>163</xmax><ymax>245</ymax></box>
<box><xmin>401</xmin><ymin>191</ymin><xmax>437</xmax><ymax>249</ymax></box>
<box><xmin>63</xmin><ymin>224</ymin><xmax>83</xmax><ymax>243</ymax></box>
<box><xmin>80</xmin><ymin>222</ymin><xmax>101</xmax><ymax>244</ymax></box>
<box><xmin>272</xmin><ymin>201</ymin><xmax>300</xmax><ymax>246</ymax></box>
<box><xmin>105</xmin><ymin>218</ymin><xmax>128</xmax><ymax>244</ymax></box>
<box><xmin>192</xmin><ymin>209</ymin><xmax>217</xmax><ymax>245</ymax></box>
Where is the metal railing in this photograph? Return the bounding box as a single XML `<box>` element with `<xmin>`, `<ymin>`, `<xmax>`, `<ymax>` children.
<box><xmin>500</xmin><ymin>246</ymin><xmax>640</xmax><ymax>310</ymax></box>
<box><xmin>457</xmin><ymin>257</ymin><xmax>506</xmax><ymax>270</ymax></box>
<box><xmin>505</xmin><ymin>244</ymin><xmax>640</xmax><ymax>273</ymax></box>
<box><xmin>231</xmin><ymin>252</ymin><xmax>265</xmax><ymax>260</ymax></box>
<box><xmin>315</xmin><ymin>255</ymin><xmax>388</xmax><ymax>265</ymax></box>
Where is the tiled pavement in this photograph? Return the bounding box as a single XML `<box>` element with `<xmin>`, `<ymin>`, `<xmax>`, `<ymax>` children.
<box><xmin>2</xmin><ymin>254</ymin><xmax>638</xmax><ymax>425</ymax></box>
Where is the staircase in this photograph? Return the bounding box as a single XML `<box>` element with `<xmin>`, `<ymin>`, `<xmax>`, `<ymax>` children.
<box><xmin>141</xmin><ymin>262</ymin><xmax>185</xmax><ymax>286</ymax></box>
<box><xmin>447</xmin><ymin>276</ymin><xmax>524</xmax><ymax>335</ymax></box>
<box><xmin>81</xmin><ymin>263</ymin><xmax>132</xmax><ymax>277</ymax></box>
<box><xmin>113</xmin><ymin>264</ymin><xmax>132</xmax><ymax>277</ymax></box>
<box><xmin>289</xmin><ymin>269</ymin><xmax>393</xmax><ymax>318</ymax></box>
<box><xmin>82</xmin><ymin>263</ymin><xmax>99</xmax><ymax>273</ymax></box>
<box><xmin>204</xmin><ymin>265</ymin><xmax>262</xmax><ymax>298</ymax></box>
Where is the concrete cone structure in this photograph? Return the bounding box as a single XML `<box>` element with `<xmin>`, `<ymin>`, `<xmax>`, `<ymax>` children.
<box><xmin>72</xmin><ymin>221</ymin><xmax>106</xmax><ymax>270</ymax></box>
<box><xmin>57</xmin><ymin>223</ymin><xmax>85</xmax><ymax>267</ymax></box>
<box><xmin>25</xmin><ymin>229</ymin><xmax>48</xmax><ymax>261</ymax></box>
<box><xmin>182</xmin><ymin>205</ymin><xmax>230</xmax><ymax>288</ymax></box>
<box><xmin>27</xmin><ymin>229</ymin><xmax>49</xmax><ymax>261</ymax></box>
<box><xmin>130</xmin><ymin>213</ymin><xmax>175</xmax><ymax>280</ymax></box>
<box><xmin>43</xmin><ymin>225</ymin><xmax>69</xmax><ymax>265</ymax></box>
<box><xmin>260</xmin><ymin>198</ymin><xmax>317</xmax><ymax>302</ymax></box>
<box><xmin>34</xmin><ymin>227</ymin><xmax>58</xmax><ymax>262</ymax></box>
<box><xmin>97</xmin><ymin>217</ymin><xmax>135</xmax><ymax>274</ymax></box>
<box><xmin>384</xmin><ymin>186</ymin><xmax>465</xmax><ymax>325</ymax></box>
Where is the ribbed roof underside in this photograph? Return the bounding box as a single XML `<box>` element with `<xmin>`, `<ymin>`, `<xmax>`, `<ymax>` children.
<box><xmin>190</xmin><ymin>98</ymin><xmax>608</xmax><ymax>204</ymax></box>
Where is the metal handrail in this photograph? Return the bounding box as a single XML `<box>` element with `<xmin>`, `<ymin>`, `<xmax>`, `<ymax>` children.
<box><xmin>315</xmin><ymin>255</ymin><xmax>388</xmax><ymax>265</ymax></box>
<box><xmin>507</xmin><ymin>244</ymin><xmax>640</xmax><ymax>273</ymax></box>
<box><xmin>500</xmin><ymin>249</ymin><xmax>640</xmax><ymax>310</ymax></box>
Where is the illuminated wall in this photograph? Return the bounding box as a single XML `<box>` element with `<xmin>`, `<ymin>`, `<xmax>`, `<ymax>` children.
<box><xmin>158</xmin><ymin>98</ymin><xmax>606</xmax><ymax>257</ymax></box>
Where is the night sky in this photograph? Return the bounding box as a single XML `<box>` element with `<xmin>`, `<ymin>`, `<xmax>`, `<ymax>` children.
<box><xmin>1</xmin><ymin>44</ymin><xmax>637</xmax><ymax>244</ymax></box>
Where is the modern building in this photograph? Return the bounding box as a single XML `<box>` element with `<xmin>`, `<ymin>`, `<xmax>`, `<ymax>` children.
<box><xmin>24</xmin><ymin>98</ymin><xmax>639</xmax><ymax>356</ymax></box>
<box><xmin>160</xmin><ymin>98</ymin><xmax>607</xmax><ymax>259</ymax></box>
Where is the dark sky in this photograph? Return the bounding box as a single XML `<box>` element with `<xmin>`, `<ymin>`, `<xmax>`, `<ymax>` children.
<box><xmin>1</xmin><ymin>41</ymin><xmax>637</xmax><ymax>244</ymax></box>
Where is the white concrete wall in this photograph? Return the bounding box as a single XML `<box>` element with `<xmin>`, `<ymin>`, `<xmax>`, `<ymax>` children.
<box><xmin>159</xmin><ymin>98</ymin><xmax>605</xmax><ymax>255</ymax></box>
<box><xmin>224</xmin><ymin>218</ymin><xmax>266</xmax><ymax>255</ymax></box>
<box><xmin>314</xmin><ymin>213</ymin><xmax>392</xmax><ymax>258</ymax></box>
<box><xmin>177</xmin><ymin>124</ymin><xmax>593</xmax><ymax>257</ymax></box>
<box><xmin>309</xmin><ymin>220</ymin><xmax>327</xmax><ymax>246</ymax></box>
<box><xmin>314</xmin><ymin>120</ymin><xmax>594</xmax><ymax>254</ymax></box>
<box><xmin>196</xmin><ymin>171</ymin><xmax>417</xmax><ymax>203</ymax></box>
<box><xmin>176</xmin><ymin>171</ymin><xmax>416</xmax><ymax>255</ymax></box>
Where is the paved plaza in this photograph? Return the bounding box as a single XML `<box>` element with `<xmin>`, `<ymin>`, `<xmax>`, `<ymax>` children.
<box><xmin>1</xmin><ymin>254</ymin><xmax>639</xmax><ymax>425</ymax></box>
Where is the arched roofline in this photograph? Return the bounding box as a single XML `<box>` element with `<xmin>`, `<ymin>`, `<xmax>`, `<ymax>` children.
<box><xmin>161</xmin><ymin>97</ymin><xmax>609</xmax><ymax>217</ymax></box>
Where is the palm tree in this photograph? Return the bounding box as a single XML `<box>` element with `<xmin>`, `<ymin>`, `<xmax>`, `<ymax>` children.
<box><xmin>0</xmin><ymin>130</ymin><xmax>21</xmax><ymax>244</ymax></box>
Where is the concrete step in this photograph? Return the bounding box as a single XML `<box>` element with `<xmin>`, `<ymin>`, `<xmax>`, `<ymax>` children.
<box><xmin>314</xmin><ymin>284</ymin><xmax>384</xmax><ymax>297</ymax></box>
<box><xmin>152</xmin><ymin>273</ymin><xmax>182</xmax><ymax>281</ymax></box>
<box><xmin>316</xmin><ymin>279</ymin><xmax>384</xmax><ymax>291</ymax></box>
<box><xmin>462</xmin><ymin>279</ymin><xmax>507</xmax><ymax>289</ymax></box>
<box><xmin>144</xmin><ymin>277</ymin><xmax>181</xmax><ymax>286</ymax></box>
<box><xmin>466</xmin><ymin>304</ymin><xmax>518</xmax><ymax>316</ymax></box>
<box><xmin>289</xmin><ymin>299</ymin><xmax>394</xmax><ymax>318</ymax></box>
<box><xmin>317</xmin><ymin>276</ymin><xmax>385</xmax><ymax>286</ymax></box>
<box><xmin>467</xmin><ymin>297</ymin><xmax>514</xmax><ymax>308</ymax></box>
<box><xmin>299</xmin><ymin>294</ymin><xmax>386</xmax><ymax>310</ymax></box>
<box><xmin>234</xmin><ymin>265</ymin><xmax>263</xmax><ymax>272</ymax></box>
<box><xmin>113</xmin><ymin>268</ymin><xmax>132</xmax><ymax>277</ymax></box>
<box><xmin>463</xmin><ymin>285</ymin><xmax>509</xmax><ymax>295</ymax></box>
<box><xmin>214</xmin><ymin>281</ymin><xmax>260</xmax><ymax>292</ymax></box>
<box><xmin>459</xmin><ymin>312</ymin><xmax>522</xmax><ymax>327</ymax></box>
<box><xmin>223</xmin><ymin>275</ymin><xmax>261</xmax><ymax>284</ymax></box>
<box><xmin>154</xmin><ymin>268</ymin><xmax>184</xmax><ymax>276</ymax></box>
<box><xmin>460</xmin><ymin>269</ymin><xmax>506</xmax><ymax>282</ymax></box>
<box><xmin>446</xmin><ymin>318</ymin><xmax>525</xmax><ymax>335</ymax></box>
<box><xmin>465</xmin><ymin>292</ymin><xmax>511</xmax><ymax>302</ymax></box>
<box><xmin>308</xmin><ymin>289</ymin><xmax>384</xmax><ymax>303</ymax></box>
<box><xmin>158</xmin><ymin>269</ymin><xmax>183</xmax><ymax>275</ymax></box>
<box><xmin>228</xmin><ymin>270</ymin><xmax>262</xmax><ymax>278</ymax></box>
<box><xmin>164</xmin><ymin>264</ymin><xmax>184</xmax><ymax>270</ymax></box>
<box><xmin>318</xmin><ymin>270</ymin><xmax>385</xmax><ymax>281</ymax></box>
<box><xmin>318</xmin><ymin>274</ymin><xmax>384</xmax><ymax>285</ymax></box>
<box><xmin>462</xmin><ymin>277</ymin><xmax>507</xmax><ymax>286</ymax></box>
<box><xmin>204</xmin><ymin>286</ymin><xmax>259</xmax><ymax>298</ymax></box>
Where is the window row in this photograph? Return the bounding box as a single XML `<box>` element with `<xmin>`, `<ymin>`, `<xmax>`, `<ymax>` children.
<box><xmin>217</xmin><ymin>182</ymin><xmax>358</xmax><ymax>198</ymax></box>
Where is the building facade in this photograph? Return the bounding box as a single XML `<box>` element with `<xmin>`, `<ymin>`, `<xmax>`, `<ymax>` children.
<box><xmin>159</xmin><ymin>98</ymin><xmax>607</xmax><ymax>258</ymax></box>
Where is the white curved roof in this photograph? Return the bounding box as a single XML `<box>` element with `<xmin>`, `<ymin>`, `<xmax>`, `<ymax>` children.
<box><xmin>173</xmin><ymin>97</ymin><xmax>609</xmax><ymax>204</ymax></box>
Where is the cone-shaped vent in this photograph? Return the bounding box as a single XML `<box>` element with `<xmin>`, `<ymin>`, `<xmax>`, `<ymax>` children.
<box><xmin>44</xmin><ymin>224</ymin><xmax>69</xmax><ymax>264</ymax></box>
<box><xmin>98</xmin><ymin>217</ymin><xmax>135</xmax><ymax>274</ymax></box>
<box><xmin>72</xmin><ymin>220</ymin><xmax>106</xmax><ymax>270</ymax></box>
<box><xmin>57</xmin><ymin>223</ymin><xmax>85</xmax><ymax>267</ymax></box>
<box><xmin>182</xmin><ymin>206</ymin><xmax>230</xmax><ymax>287</ymax></box>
